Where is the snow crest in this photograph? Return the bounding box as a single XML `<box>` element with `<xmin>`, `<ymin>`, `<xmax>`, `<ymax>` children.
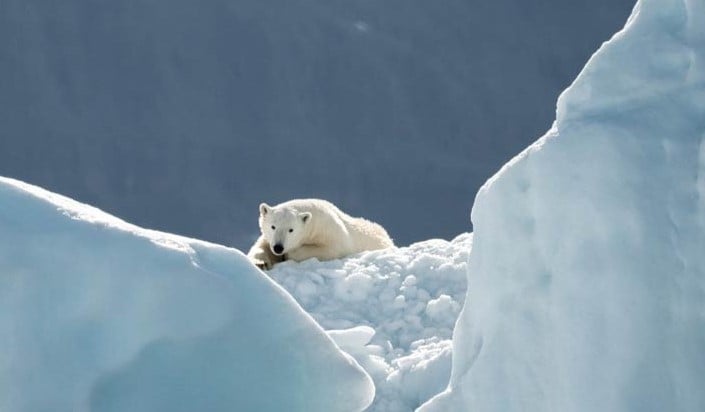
<box><xmin>421</xmin><ymin>0</ymin><xmax>705</xmax><ymax>410</ymax></box>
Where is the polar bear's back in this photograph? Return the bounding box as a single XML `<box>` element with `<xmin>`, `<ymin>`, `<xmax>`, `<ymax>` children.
<box><xmin>343</xmin><ymin>215</ymin><xmax>394</xmax><ymax>252</ymax></box>
<box><xmin>277</xmin><ymin>198</ymin><xmax>340</xmax><ymax>215</ymax></box>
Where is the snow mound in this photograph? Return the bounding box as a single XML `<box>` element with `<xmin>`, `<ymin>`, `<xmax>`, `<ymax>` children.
<box><xmin>268</xmin><ymin>233</ymin><xmax>471</xmax><ymax>411</ymax></box>
<box><xmin>421</xmin><ymin>0</ymin><xmax>705</xmax><ymax>410</ymax></box>
<box><xmin>0</xmin><ymin>177</ymin><xmax>373</xmax><ymax>412</ymax></box>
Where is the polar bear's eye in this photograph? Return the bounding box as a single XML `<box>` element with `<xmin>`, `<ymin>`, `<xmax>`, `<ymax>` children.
<box><xmin>271</xmin><ymin>225</ymin><xmax>276</xmax><ymax>230</ymax></box>
<box><xmin>288</xmin><ymin>228</ymin><xmax>293</xmax><ymax>233</ymax></box>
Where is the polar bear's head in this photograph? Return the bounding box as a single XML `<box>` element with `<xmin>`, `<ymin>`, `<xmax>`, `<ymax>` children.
<box><xmin>258</xmin><ymin>203</ymin><xmax>312</xmax><ymax>256</ymax></box>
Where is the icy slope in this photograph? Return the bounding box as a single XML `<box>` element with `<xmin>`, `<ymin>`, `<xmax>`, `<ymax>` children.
<box><xmin>269</xmin><ymin>233</ymin><xmax>471</xmax><ymax>411</ymax></box>
<box><xmin>420</xmin><ymin>0</ymin><xmax>705</xmax><ymax>410</ymax></box>
<box><xmin>0</xmin><ymin>177</ymin><xmax>373</xmax><ymax>412</ymax></box>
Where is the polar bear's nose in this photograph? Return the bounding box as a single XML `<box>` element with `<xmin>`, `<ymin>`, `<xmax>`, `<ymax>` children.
<box><xmin>272</xmin><ymin>243</ymin><xmax>284</xmax><ymax>255</ymax></box>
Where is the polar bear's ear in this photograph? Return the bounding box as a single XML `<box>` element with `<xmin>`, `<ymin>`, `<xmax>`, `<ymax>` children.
<box><xmin>259</xmin><ymin>203</ymin><xmax>271</xmax><ymax>216</ymax></box>
<box><xmin>300</xmin><ymin>212</ymin><xmax>312</xmax><ymax>223</ymax></box>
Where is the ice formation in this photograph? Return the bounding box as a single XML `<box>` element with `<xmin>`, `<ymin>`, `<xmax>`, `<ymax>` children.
<box><xmin>0</xmin><ymin>177</ymin><xmax>373</xmax><ymax>412</ymax></box>
<box><xmin>420</xmin><ymin>0</ymin><xmax>705</xmax><ymax>410</ymax></box>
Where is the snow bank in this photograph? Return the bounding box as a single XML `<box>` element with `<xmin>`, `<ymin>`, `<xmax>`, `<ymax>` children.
<box><xmin>268</xmin><ymin>234</ymin><xmax>471</xmax><ymax>411</ymax></box>
<box><xmin>0</xmin><ymin>177</ymin><xmax>373</xmax><ymax>412</ymax></box>
<box><xmin>420</xmin><ymin>0</ymin><xmax>705</xmax><ymax>410</ymax></box>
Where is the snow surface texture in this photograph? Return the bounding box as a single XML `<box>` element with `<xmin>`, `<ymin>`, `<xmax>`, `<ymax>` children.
<box><xmin>0</xmin><ymin>177</ymin><xmax>374</xmax><ymax>412</ymax></box>
<box><xmin>421</xmin><ymin>0</ymin><xmax>705</xmax><ymax>410</ymax></box>
<box><xmin>268</xmin><ymin>233</ymin><xmax>471</xmax><ymax>411</ymax></box>
<box><xmin>0</xmin><ymin>0</ymin><xmax>635</xmax><ymax>249</ymax></box>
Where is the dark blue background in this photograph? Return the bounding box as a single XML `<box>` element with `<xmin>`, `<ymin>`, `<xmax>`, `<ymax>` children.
<box><xmin>0</xmin><ymin>0</ymin><xmax>635</xmax><ymax>249</ymax></box>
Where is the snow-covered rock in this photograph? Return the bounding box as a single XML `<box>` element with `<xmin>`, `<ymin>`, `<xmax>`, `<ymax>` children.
<box><xmin>0</xmin><ymin>177</ymin><xmax>373</xmax><ymax>412</ymax></box>
<box><xmin>420</xmin><ymin>0</ymin><xmax>705</xmax><ymax>410</ymax></box>
<box><xmin>268</xmin><ymin>234</ymin><xmax>471</xmax><ymax>411</ymax></box>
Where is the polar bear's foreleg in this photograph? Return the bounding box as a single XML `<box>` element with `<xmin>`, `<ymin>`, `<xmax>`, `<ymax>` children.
<box><xmin>247</xmin><ymin>236</ymin><xmax>283</xmax><ymax>270</ymax></box>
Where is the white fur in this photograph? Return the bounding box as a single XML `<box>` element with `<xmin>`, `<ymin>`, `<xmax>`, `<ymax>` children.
<box><xmin>247</xmin><ymin>199</ymin><xmax>394</xmax><ymax>270</ymax></box>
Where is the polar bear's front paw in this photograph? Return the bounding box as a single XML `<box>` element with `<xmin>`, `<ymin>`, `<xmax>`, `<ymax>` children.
<box><xmin>249</xmin><ymin>250</ymin><xmax>277</xmax><ymax>270</ymax></box>
<box><xmin>250</xmin><ymin>257</ymin><xmax>271</xmax><ymax>271</ymax></box>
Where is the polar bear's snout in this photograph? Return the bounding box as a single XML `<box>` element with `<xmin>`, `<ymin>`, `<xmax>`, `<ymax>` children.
<box><xmin>272</xmin><ymin>243</ymin><xmax>285</xmax><ymax>255</ymax></box>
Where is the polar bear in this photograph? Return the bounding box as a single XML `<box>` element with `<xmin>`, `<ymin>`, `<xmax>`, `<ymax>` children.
<box><xmin>247</xmin><ymin>199</ymin><xmax>394</xmax><ymax>270</ymax></box>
